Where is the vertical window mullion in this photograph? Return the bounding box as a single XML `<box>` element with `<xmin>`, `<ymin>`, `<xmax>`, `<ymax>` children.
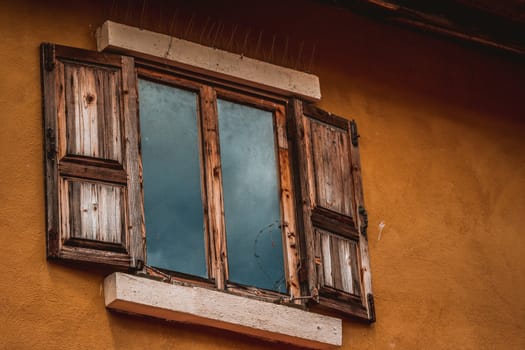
<box><xmin>274</xmin><ymin>105</ymin><xmax>301</xmax><ymax>302</ymax></box>
<box><xmin>199</xmin><ymin>85</ymin><xmax>228</xmax><ymax>289</ymax></box>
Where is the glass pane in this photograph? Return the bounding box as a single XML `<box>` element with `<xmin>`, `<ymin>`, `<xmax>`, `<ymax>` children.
<box><xmin>139</xmin><ymin>79</ymin><xmax>206</xmax><ymax>278</ymax></box>
<box><xmin>217</xmin><ymin>99</ymin><xmax>285</xmax><ymax>293</ymax></box>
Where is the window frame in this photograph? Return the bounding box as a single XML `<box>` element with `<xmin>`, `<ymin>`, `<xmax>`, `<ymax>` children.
<box><xmin>136</xmin><ymin>64</ymin><xmax>301</xmax><ymax>303</ymax></box>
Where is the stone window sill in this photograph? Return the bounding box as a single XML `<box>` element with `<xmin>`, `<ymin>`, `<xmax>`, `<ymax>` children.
<box><xmin>104</xmin><ymin>272</ymin><xmax>341</xmax><ymax>349</ymax></box>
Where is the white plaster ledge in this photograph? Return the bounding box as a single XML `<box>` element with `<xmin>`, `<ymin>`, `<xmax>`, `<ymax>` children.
<box><xmin>96</xmin><ymin>21</ymin><xmax>321</xmax><ymax>101</ymax></box>
<box><xmin>104</xmin><ymin>272</ymin><xmax>341</xmax><ymax>349</ymax></box>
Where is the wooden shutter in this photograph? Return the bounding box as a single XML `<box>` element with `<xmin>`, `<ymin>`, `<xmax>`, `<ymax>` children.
<box><xmin>42</xmin><ymin>44</ymin><xmax>144</xmax><ymax>269</ymax></box>
<box><xmin>291</xmin><ymin>99</ymin><xmax>374</xmax><ymax>322</ymax></box>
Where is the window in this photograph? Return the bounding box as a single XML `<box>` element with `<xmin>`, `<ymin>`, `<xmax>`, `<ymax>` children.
<box><xmin>41</xmin><ymin>41</ymin><xmax>374</xmax><ymax>325</ymax></box>
<box><xmin>135</xmin><ymin>73</ymin><xmax>297</xmax><ymax>298</ymax></box>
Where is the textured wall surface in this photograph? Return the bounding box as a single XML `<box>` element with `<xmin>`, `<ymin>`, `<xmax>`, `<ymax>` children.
<box><xmin>1</xmin><ymin>0</ymin><xmax>524</xmax><ymax>349</ymax></box>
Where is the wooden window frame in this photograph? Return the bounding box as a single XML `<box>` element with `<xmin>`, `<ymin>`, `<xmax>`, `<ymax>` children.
<box><xmin>136</xmin><ymin>65</ymin><xmax>301</xmax><ymax>303</ymax></box>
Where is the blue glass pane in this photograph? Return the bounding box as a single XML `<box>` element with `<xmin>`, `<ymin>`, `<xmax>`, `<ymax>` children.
<box><xmin>139</xmin><ymin>79</ymin><xmax>206</xmax><ymax>278</ymax></box>
<box><xmin>217</xmin><ymin>99</ymin><xmax>285</xmax><ymax>293</ymax></box>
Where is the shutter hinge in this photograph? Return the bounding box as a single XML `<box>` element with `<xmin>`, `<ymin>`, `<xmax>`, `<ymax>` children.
<box><xmin>46</xmin><ymin>128</ymin><xmax>56</xmax><ymax>160</ymax></box>
<box><xmin>298</xmin><ymin>264</ymin><xmax>308</xmax><ymax>283</ymax></box>
<box><xmin>358</xmin><ymin>205</ymin><xmax>368</xmax><ymax>238</ymax></box>
<box><xmin>350</xmin><ymin>120</ymin><xmax>360</xmax><ymax>146</ymax></box>
<box><xmin>43</xmin><ymin>43</ymin><xmax>55</xmax><ymax>72</ymax></box>
<box><xmin>367</xmin><ymin>293</ymin><xmax>376</xmax><ymax>323</ymax></box>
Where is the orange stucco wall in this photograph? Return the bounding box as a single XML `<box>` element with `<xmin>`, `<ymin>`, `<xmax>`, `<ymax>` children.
<box><xmin>1</xmin><ymin>1</ymin><xmax>524</xmax><ymax>349</ymax></box>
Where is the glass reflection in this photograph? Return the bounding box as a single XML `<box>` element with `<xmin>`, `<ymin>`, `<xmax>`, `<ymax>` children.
<box><xmin>217</xmin><ymin>99</ymin><xmax>285</xmax><ymax>292</ymax></box>
<box><xmin>139</xmin><ymin>79</ymin><xmax>206</xmax><ymax>277</ymax></box>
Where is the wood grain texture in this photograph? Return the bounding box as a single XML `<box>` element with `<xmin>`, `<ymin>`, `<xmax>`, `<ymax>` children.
<box><xmin>290</xmin><ymin>99</ymin><xmax>317</xmax><ymax>298</ymax></box>
<box><xmin>316</xmin><ymin>294</ymin><xmax>368</xmax><ymax>320</ymax></box>
<box><xmin>348</xmin><ymin>119</ymin><xmax>374</xmax><ymax>320</ymax></box>
<box><xmin>64</xmin><ymin>63</ymin><xmax>122</xmax><ymax>162</ymax></box>
<box><xmin>200</xmin><ymin>85</ymin><xmax>227</xmax><ymax>289</ymax></box>
<box><xmin>67</xmin><ymin>181</ymin><xmax>124</xmax><ymax>243</ymax></box>
<box><xmin>316</xmin><ymin>229</ymin><xmax>360</xmax><ymax>295</ymax></box>
<box><xmin>137</xmin><ymin>61</ymin><xmax>290</xmax><ymax>106</ymax></box>
<box><xmin>320</xmin><ymin>231</ymin><xmax>333</xmax><ymax>288</ymax></box>
<box><xmin>121</xmin><ymin>55</ymin><xmax>145</xmax><ymax>268</ymax></box>
<box><xmin>43</xmin><ymin>44</ymin><xmax>145</xmax><ymax>269</ymax></box>
<box><xmin>303</xmin><ymin>104</ymin><xmax>348</xmax><ymax>130</ymax></box>
<box><xmin>42</xmin><ymin>43</ymin><xmax>60</xmax><ymax>257</ymax></box>
<box><xmin>338</xmin><ymin>239</ymin><xmax>353</xmax><ymax>294</ymax></box>
<box><xmin>55</xmin><ymin>44</ymin><xmax>124</xmax><ymax>67</ymax></box>
<box><xmin>311</xmin><ymin>206</ymin><xmax>358</xmax><ymax>240</ymax></box>
<box><xmin>275</xmin><ymin>105</ymin><xmax>301</xmax><ymax>301</ymax></box>
<box><xmin>310</xmin><ymin>119</ymin><xmax>353</xmax><ymax>217</ymax></box>
<box><xmin>349</xmin><ymin>240</ymin><xmax>361</xmax><ymax>296</ymax></box>
<box><xmin>58</xmin><ymin>246</ymin><xmax>132</xmax><ymax>267</ymax></box>
<box><xmin>329</xmin><ymin>233</ymin><xmax>343</xmax><ymax>291</ymax></box>
<box><xmin>55</xmin><ymin>59</ymin><xmax>67</xmax><ymax>160</ymax></box>
<box><xmin>59</xmin><ymin>160</ymin><xmax>127</xmax><ymax>184</ymax></box>
<box><xmin>336</xmin><ymin>235</ymin><xmax>360</xmax><ymax>296</ymax></box>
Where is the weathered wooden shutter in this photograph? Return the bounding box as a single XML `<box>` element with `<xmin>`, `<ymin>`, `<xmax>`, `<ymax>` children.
<box><xmin>42</xmin><ymin>44</ymin><xmax>144</xmax><ymax>269</ymax></box>
<box><xmin>291</xmin><ymin>99</ymin><xmax>374</xmax><ymax>322</ymax></box>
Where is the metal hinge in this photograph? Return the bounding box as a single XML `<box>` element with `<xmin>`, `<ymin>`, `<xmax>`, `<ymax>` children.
<box><xmin>46</xmin><ymin>128</ymin><xmax>56</xmax><ymax>160</ymax></box>
<box><xmin>358</xmin><ymin>205</ymin><xmax>368</xmax><ymax>238</ymax></box>
<box><xmin>367</xmin><ymin>293</ymin><xmax>376</xmax><ymax>323</ymax></box>
<box><xmin>350</xmin><ymin>120</ymin><xmax>360</xmax><ymax>146</ymax></box>
<box><xmin>43</xmin><ymin>43</ymin><xmax>55</xmax><ymax>72</ymax></box>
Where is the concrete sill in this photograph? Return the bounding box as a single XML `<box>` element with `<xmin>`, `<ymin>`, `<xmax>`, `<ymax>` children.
<box><xmin>104</xmin><ymin>272</ymin><xmax>341</xmax><ymax>349</ymax></box>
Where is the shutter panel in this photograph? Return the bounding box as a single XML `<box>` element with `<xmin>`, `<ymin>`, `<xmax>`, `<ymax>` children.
<box><xmin>291</xmin><ymin>99</ymin><xmax>374</xmax><ymax>322</ymax></box>
<box><xmin>42</xmin><ymin>43</ymin><xmax>144</xmax><ymax>269</ymax></box>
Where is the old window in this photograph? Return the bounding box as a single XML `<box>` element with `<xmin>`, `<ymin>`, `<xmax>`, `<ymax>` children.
<box><xmin>134</xmin><ymin>72</ymin><xmax>297</xmax><ymax>297</ymax></box>
<box><xmin>41</xmin><ymin>42</ymin><xmax>374</xmax><ymax>327</ymax></box>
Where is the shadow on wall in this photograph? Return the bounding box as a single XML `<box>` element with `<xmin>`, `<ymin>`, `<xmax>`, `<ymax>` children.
<box><xmin>106</xmin><ymin>310</ymin><xmax>311</xmax><ymax>350</ymax></box>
